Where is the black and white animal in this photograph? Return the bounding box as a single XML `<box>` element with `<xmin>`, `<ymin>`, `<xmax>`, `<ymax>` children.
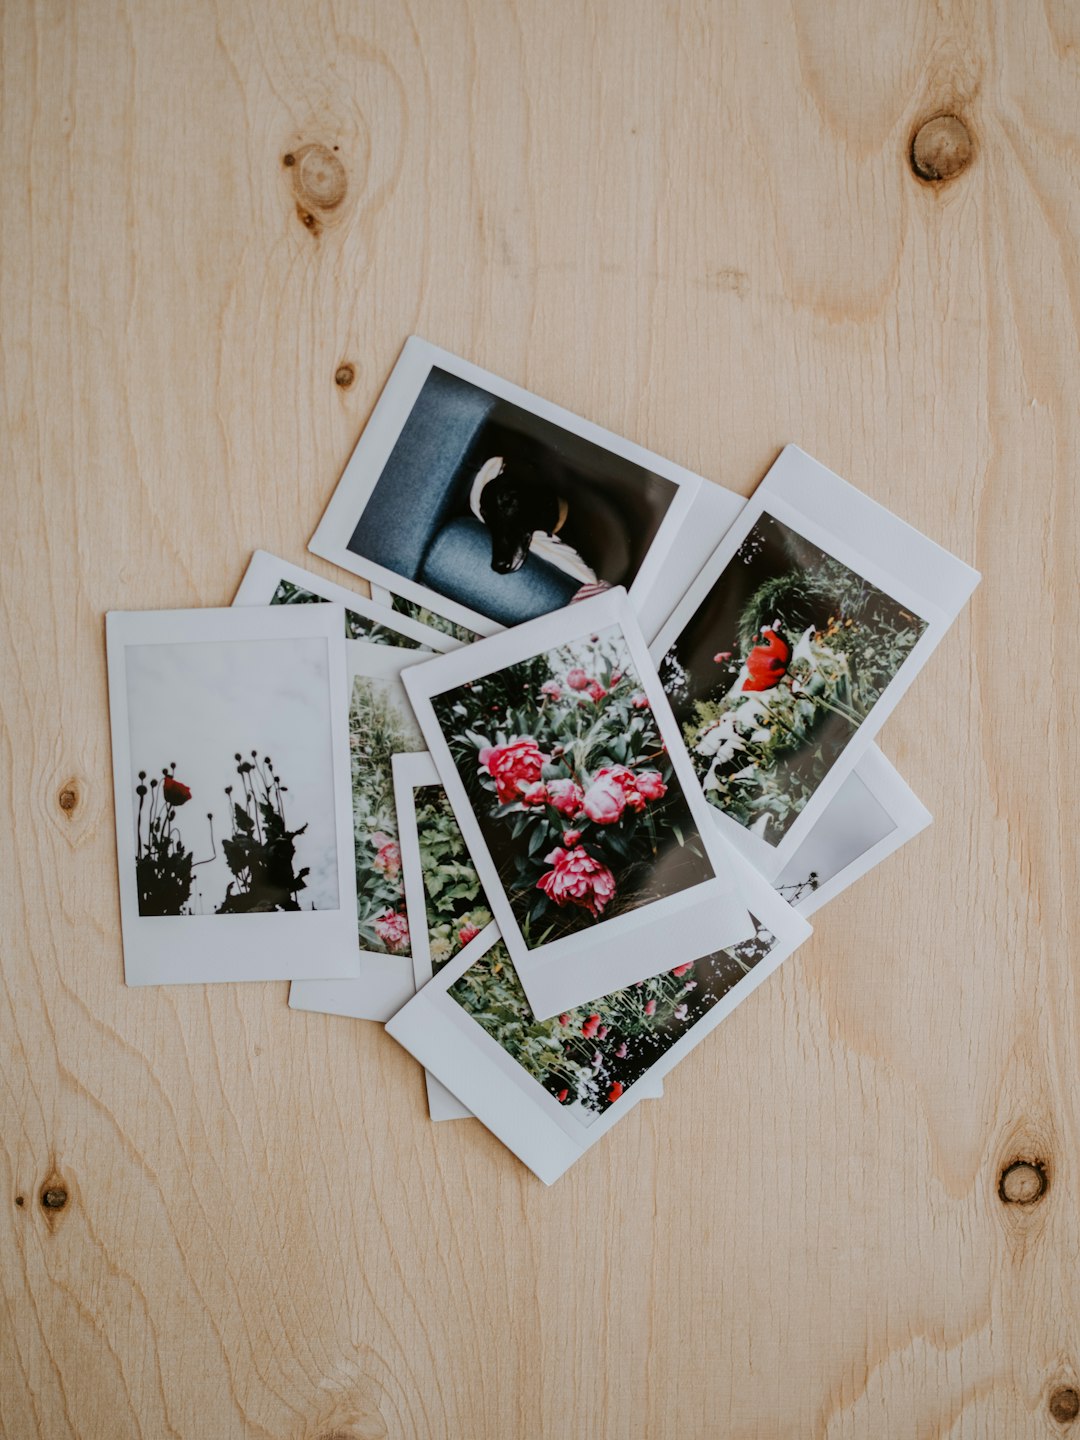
<box><xmin>469</xmin><ymin>451</ymin><xmax>600</xmax><ymax>586</ymax></box>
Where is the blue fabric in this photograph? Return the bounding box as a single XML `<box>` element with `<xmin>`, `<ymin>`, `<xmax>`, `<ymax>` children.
<box><xmin>347</xmin><ymin>369</ymin><xmax>495</xmax><ymax>579</ymax></box>
<box><xmin>420</xmin><ymin>517</ymin><xmax>579</xmax><ymax>625</ymax></box>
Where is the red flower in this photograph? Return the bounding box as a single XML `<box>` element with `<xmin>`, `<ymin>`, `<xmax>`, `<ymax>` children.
<box><xmin>608</xmin><ymin>1081</ymin><xmax>624</xmax><ymax>1103</ymax></box>
<box><xmin>610</xmin><ymin>671</ymin><xmax>623</xmax><ymax>685</ymax></box>
<box><xmin>372</xmin><ymin>834</ymin><xmax>401</xmax><ymax>877</ymax></box>
<box><xmin>162</xmin><ymin>776</ymin><xmax>191</xmax><ymax>807</ymax></box>
<box><xmin>615</xmin><ymin>1042</ymin><xmax>628</xmax><ymax>1058</ymax></box>
<box><xmin>671</xmin><ymin>961</ymin><xmax>693</xmax><ymax>977</ymax></box>
<box><xmin>586</xmin><ymin>679</ymin><xmax>606</xmax><ymax>702</ymax></box>
<box><xmin>374</xmin><ymin>909</ymin><xmax>409</xmax><ymax>952</ymax></box>
<box><xmin>558</xmin><ymin>1013</ymin><xmax>570</xmax><ymax>1026</ymax></box>
<box><xmin>742</xmin><ymin>628</ymin><xmax>790</xmax><ymax>692</ymax></box>
<box><xmin>581</xmin><ymin>1013</ymin><xmax>601</xmax><ymax>1038</ymax></box>
<box><xmin>478</xmin><ymin>737</ymin><xmax>550</xmax><ymax>804</ymax></box>
<box><xmin>566</xmin><ymin>667</ymin><xmax>590</xmax><ymax>691</ymax></box>
<box><xmin>540</xmin><ymin>680</ymin><xmax>562</xmax><ymax>700</ymax></box>
<box><xmin>582</xmin><ymin>773</ymin><xmax>626</xmax><ymax>824</ymax></box>
<box><xmin>536</xmin><ymin>846</ymin><xmax>616</xmax><ymax>917</ymax></box>
<box><xmin>633</xmin><ymin>770</ymin><xmax>666</xmax><ymax>802</ymax></box>
<box><xmin>644</xmin><ymin>998</ymin><xmax>657</xmax><ymax>1016</ymax></box>
<box><xmin>631</xmin><ymin>693</ymin><xmax>650</xmax><ymax>709</ymax></box>
<box><xmin>562</xmin><ymin>829</ymin><xmax>582</xmax><ymax>846</ymax></box>
<box><xmin>593</xmin><ymin>764</ymin><xmax>646</xmax><ymax>813</ymax></box>
<box><xmin>458</xmin><ymin>921</ymin><xmax>481</xmax><ymax>946</ymax></box>
<box><xmin>556</xmin><ymin>1088</ymin><xmax>569</xmax><ymax>1103</ymax></box>
<box><xmin>597</xmin><ymin>1024</ymin><xmax>608</xmax><ymax>1039</ymax></box>
<box><xmin>520</xmin><ymin>780</ymin><xmax>550</xmax><ymax>807</ymax></box>
<box><xmin>713</xmin><ymin>651</ymin><xmax>732</xmax><ymax>663</ymax></box>
<box><xmin>547</xmin><ymin>778</ymin><xmax>584</xmax><ymax>818</ymax></box>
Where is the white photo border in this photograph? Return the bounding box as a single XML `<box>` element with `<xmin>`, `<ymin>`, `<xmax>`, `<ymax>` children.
<box><xmin>308</xmin><ymin>336</ymin><xmax>704</xmax><ymax>638</ymax></box>
<box><xmin>106</xmin><ymin>605</ymin><xmax>359</xmax><ymax>985</ymax></box>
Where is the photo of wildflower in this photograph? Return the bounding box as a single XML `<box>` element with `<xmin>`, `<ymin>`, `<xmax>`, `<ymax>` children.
<box><xmin>388</xmin><ymin>592</ymin><xmax>480</xmax><ymax>644</ymax></box>
<box><xmin>449</xmin><ymin>920</ymin><xmax>776</xmax><ymax>1122</ymax></box>
<box><xmin>415</xmin><ymin>783</ymin><xmax>492</xmax><ymax>973</ymax></box>
<box><xmin>350</xmin><ymin>672</ymin><xmax>425</xmax><ymax>954</ymax></box>
<box><xmin>125</xmin><ymin>635</ymin><xmax>341</xmax><ymax>917</ymax></box>
<box><xmin>660</xmin><ymin>514</ymin><xmax>928</xmax><ymax>843</ymax></box>
<box><xmin>430</xmin><ymin>623</ymin><xmax>714</xmax><ymax>949</ymax></box>
<box><xmin>270</xmin><ymin>576</ymin><xmax>425</xmax><ymax>648</ymax></box>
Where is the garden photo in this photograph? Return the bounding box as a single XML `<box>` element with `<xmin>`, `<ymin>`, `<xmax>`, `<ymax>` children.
<box><xmin>349</xmin><ymin>667</ymin><xmax>425</xmax><ymax>955</ymax></box>
<box><xmin>449</xmin><ymin>921</ymin><xmax>777</xmax><ymax>1123</ymax></box>
<box><xmin>125</xmin><ymin>635</ymin><xmax>341</xmax><ymax>917</ymax></box>
<box><xmin>660</xmin><ymin>513</ymin><xmax>928</xmax><ymax>843</ymax></box>
<box><xmin>414</xmin><ymin>783</ymin><xmax>493</xmax><ymax>972</ymax></box>
<box><xmin>430</xmin><ymin>623</ymin><xmax>714</xmax><ymax>949</ymax></box>
<box><xmin>269</xmin><ymin>575</ymin><xmax>426</xmax><ymax>648</ymax></box>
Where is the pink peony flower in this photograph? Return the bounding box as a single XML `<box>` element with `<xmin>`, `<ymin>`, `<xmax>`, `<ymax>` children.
<box><xmin>586</xmin><ymin>679</ymin><xmax>606</xmax><ymax>702</ymax></box>
<box><xmin>478</xmin><ymin>737</ymin><xmax>550</xmax><ymax>805</ymax></box>
<box><xmin>540</xmin><ymin>680</ymin><xmax>562</xmax><ymax>700</ymax></box>
<box><xmin>671</xmin><ymin>961</ymin><xmax>693</xmax><ymax>978</ymax></box>
<box><xmin>559</xmin><ymin>1013</ymin><xmax>570</xmax><ymax>1026</ymax></box>
<box><xmin>566</xmin><ymin>667</ymin><xmax>590</xmax><ymax>691</ymax></box>
<box><xmin>536</xmin><ymin>846</ymin><xmax>616</xmax><ymax>918</ymax></box>
<box><xmin>644</xmin><ymin>998</ymin><xmax>657</xmax><ymax>1016</ymax></box>
<box><xmin>458</xmin><ymin>921</ymin><xmax>481</xmax><ymax>946</ymax></box>
<box><xmin>562</xmin><ymin>829</ymin><xmax>582</xmax><ymax>846</ymax></box>
<box><xmin>593</xmin><ymin>764</ymin><xmax>645</xmax><ymax>813</ymax></box>
<box><xmin>634</xmin><ymin>770</ymin><xmax>666</xmax><ymax>802</ymax></box>
<box><xmin>373</xmin><ymin>838</ymin><xmax>401</xmax><ymax>877</ymax></box>
<box><xmin>546</xmin><ymin>778</ymin><xmax>584</xmax><ymax>818</ymax></box>
<box><xmin>374</xmin><ymin>909</ymin><xmax>409</xmax><ymax>952</ymax></box>
<box><xmin>610</xmin><ymin>671</ymin><xmax>623</xmax><ymax>685</ymax></box>
<box><xmin>582</xmin><ymin>773</ymin><xmax>626</xmax><ymax>824</ymax></box>
<box><xmin>631</xmin><ymin>693</ymin><xmax>650</xmax><ymax>709</ymax></box>
<box><xmin>520</xmin><ymin>780</ymin><xmax>550</xmax><ymax>807</ymax></box>
<box><xmin>713</xmin><ymin>651</ymin><xmax>732</xmax><ymax>663</ymax></box>
<box><xmin>581</xmin><ymin>1013</ymin><xmax>601</xmax><ymax>1039</ymax></box>
<box><xmin>597</xmin><ymin>1024</ymin><xmax>608</xmax><ymax>1039</ymax></box>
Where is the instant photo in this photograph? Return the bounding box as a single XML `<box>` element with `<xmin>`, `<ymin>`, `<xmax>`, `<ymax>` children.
<box><xmin>309</xmin><ymin>338</ymin><xmax>702</xmax><ymax>635</ymax></box>
<box><xmin>402</xmin><ymin>588</ymin><xmax>754</xmax><ymax>1020</ymax></box>
<box><xmin>386</xmin><ymin>858</ymin><xmax>810</xmax><ymax>1184</ymax></box>
<box><xmin>652</xmin><ymin>445</ymin><xmax>979</xmax><ymax>876</ymax></box>
<box><xmin>106</xmin><ymin>606</ymin><xmax>358</xmax><ymax>984</ymax></box>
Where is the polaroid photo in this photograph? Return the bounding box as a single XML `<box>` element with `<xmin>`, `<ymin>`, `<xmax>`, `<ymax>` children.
<box><xmin>106</xmin><ymin>606</ymin><xmax>358</xmax><ymax>984</ymax></box>
<box><xmin>308</xmin><ymin>336</ymin><xmax>706</xmax><ymax>637</ymax></box>
<box><xmin>288</xmin><ymin>641</ymin><xmax>429</xmax><ymax>1022</ymax></box>
<box><xmin>234</xmin><ymin>550</ymin><xmax>460</xmax><ymax>653</ymax></box>
<box><xmin>368</xmin><ymin>582</ymin><xmax>483</xmax><ymax>647</ymax></box>
<box><xmin>652</xmin><ymin>444</ymin><xmax>980</xmax><ymax>878</ymax></box>
<box><xmin>386</xmin><ymin>851</ymin><xmax>810</xmax><ymax>1184</ymax></box>
<box><xmin>392</xmin><ymin>753</ymin><xmax>662</xmax><ymax>1121</ymax></box>
<box><xmin>401</xmin><ymin>587</ymin><xmax>756</xmax><ymax>1020</ymax></box>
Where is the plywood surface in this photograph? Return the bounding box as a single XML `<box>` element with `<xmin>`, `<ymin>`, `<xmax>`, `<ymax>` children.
<box><xmin>2</xmin><ymin>2</ymin><xmax>1078</xmax><ymax>1436</ymax></box>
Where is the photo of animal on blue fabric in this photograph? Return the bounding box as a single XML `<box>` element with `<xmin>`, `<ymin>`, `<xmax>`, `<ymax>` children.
<box><xmin>345</xmin><ymin>367</ymin><xmax>680</xmax><ymax>627</ymax></box>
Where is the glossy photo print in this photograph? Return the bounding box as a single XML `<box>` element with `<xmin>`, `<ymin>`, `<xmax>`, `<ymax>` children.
<box><xmin>402</xmin><ymin>589</ymin><xmax>754</xmax><ymax>1019</ymax></box>
<box><xmin>106</xmin><ymin>606</ymin><xmax>359</xmax><ymax>985</ymax></box>
<box><xmin>652</xmin><ymin>445</ymin><xmax>980</xmax><ymax>876</ymax></box>
<box><xmin>308</xmin><ymin>338</ymin><xmax>701</xmax><ymax>635</ymax></box>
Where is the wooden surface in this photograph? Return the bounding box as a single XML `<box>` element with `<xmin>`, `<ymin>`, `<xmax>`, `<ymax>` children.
<box><xmin>2</xmin><ymin>2</ymin><xmax>1078</xmax><ymax>1436</ymax></box>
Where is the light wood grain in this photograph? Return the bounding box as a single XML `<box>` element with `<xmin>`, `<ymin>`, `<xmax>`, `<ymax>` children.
<box><xmin>2</xmin><ymin>1</ymin><xmax>1078</xmax><ymax>1436</ymax></box>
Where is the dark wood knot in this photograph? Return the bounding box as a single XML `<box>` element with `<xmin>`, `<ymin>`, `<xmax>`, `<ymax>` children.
<box><xmin>288</xmin><ymin>143</ymin><xmax>346</xmax><ymax>209</ymax></box>
<box><xmin>1050</xmin><ymin>1388</ymin><xmax>1080</xmax><ymax>1424</ymax></box>
<box><xmin>41</xmin><ymin>1187</ymin><xmax>68</xmax><ymax>1211</ymax></box>
<box><xmin>58</xmin><ymin>783</ymin><xmax>79</xmax><ymax>814</ymax></box>
<box><xmin>334</xmin><ymin>363</ymin><xmax>355</xmax><ymax>389</ymax></box>
<box><xmin>910</xmin><ymin>115</ymin><xmax>974</xmax><ymax>183</ymax></box>
<box><xmin>999</xmin><ymin>1159</ymin><xmax>1048</xmax><ymax>1205</ymax></box>
<box><xmin>15</xmin><ymin>1195</ymin><xmax>24</xmax><ymax>1207</ymax></box>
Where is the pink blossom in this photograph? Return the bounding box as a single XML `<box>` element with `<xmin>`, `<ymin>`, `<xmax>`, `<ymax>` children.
<box><xmin>586</xmin><ymin>679</ymin><xmax>606</xmax><ymax>702</ymax></box>
<box><xmin>478</xmin><ymin>737</ymin><xmax>550</xmax><ymax>805</ymax></box>
<box><xmin>713</xmin><ymin>651</ymin><xmax>732</xmax><ymax>663</ymax></box>
<box><xmin>566</xmin><ymin>667</ymin><xmax>590</xmax><ymax>692</ymax></box>
<box><xmin>582</xmin><ymin>774</ymin><xmax>626</xmax><ymax>824</ymax></box>
<box><xmin>458</xmin><ymin>921</ymin><xmax>480</xmax><ymax>946</ymax></box>
<box><xmin>559</xmin><ymin>1013</ymin><xmax>570</xmax><ymax>1026</ymax></box>
<box><xmin>536</xmin><ymin>846</ymin><xmax>616</xmax><ymax>918</ymax></box>
<box><xmin>615</xmin><ymin>1041</ymin><xmax>628</xmax><ymax>1058</ymax></box>
<box><xmin>520</xmin><ymin>780</ymin><xmax>550</xmax><ymax>807</ymax></box>
<box><xmin>372</xmin><ymin>837</ymin><xmax>401</xmax><ymax>877</ymax></box>
<box><xmin>644</xmin><ymin>998</ymin><xmax>657</xmax><ymax>1016</ymax></box>
<box><xmin>540</xmin><ymin>680</ymin><xmax>562</xmax><ymax>700</ymax></box>
<box><xmin>610</xmin><ymin>671</ymin><xmax>623</xmax><ymax>685</ymax></box>
<box><xmin>631</xmin><ymin>693</ymin><xmax>650</xmax><ymax>710</ymax></box>
<box><xmin>674</xmin><ymin>1003</ymin><xmax>688</xmax><ymax>1021</ymax></box>
<box><xmin>562</xmin><ymin>829</ymin><xmax>582</xmax><ymax>847</ymax></box>
<box><xmin>671</xmin><ymin>961</ymin><xmax>693</xmax><ymax>978</ymax></box>
<box><xmin>374</xmin><ymin>909</ymin><xmax>409</xmax><ymax>952</ymax></box>
<box><xmin>634</xmin><ymin>770</ymin><xmax>667</xmax><ymax>802</ymax></box>
<box><xmin>597</xmin><ymin>1024</ymin><xmax>608</xmax><ymax>1039</ymax></box>
<box><xmin>581</xmin><ymin>1013</ymin><xmax>601</xmax><ymax>1039</ymax></box>
<box><xmin>546</xmin><ymin>778</ymin><xmax>585</xmax><ymax>818</ymax></box>
<box><xmin>593</xmin><ymin>764</ymin><xmax>645</xmax><ymax>813</ymax></box>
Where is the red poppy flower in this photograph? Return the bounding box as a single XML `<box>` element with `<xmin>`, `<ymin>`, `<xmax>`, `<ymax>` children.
<box><xmin>608</xmin><ymin>1081</ymin><xmax>624</xmax><ymax>1102</ymax></box>
<box><xmin>671</xmin><ymin>962</ymin><xmax>693</xmax><ymax>978</ymax></box>
<box><xmin>742</xmin><ymin>628</ymin><xmax>790</xmax><ymax>692</ymax></box>
<box><xmin>556</xmin><ymin>1088</ymin><xmax>569</xmax><ymax>1103</ymax></box>
<box><xmin>162</xmin><ymin>776</ymin><xmax>191</xmax><ymax>807</ymax></box>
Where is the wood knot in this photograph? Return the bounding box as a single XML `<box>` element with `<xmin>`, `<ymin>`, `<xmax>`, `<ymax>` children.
<box><xmin>999</xmin><ymin>1158</ymin><xmax>1048</xmax><ymax>1205</ymax></box>
<box><xmin>15</xmin><ymin>1195</ymin><xmax>25</xmax><ymax>1207</ymax></box>
<box><xmin>910</xmin><ymin>115</ymin><xmax>974</xmax><ymax>183</ymax></box>
<box><xmin>39</xmin><ymin>1165</ymin><xmax>72</xmax><ymax>1231</ymax></box>
<box><xmin>41</xmin><ymin>1187</ymin><xmax>67</xmax><ymax>1210</ymax></box>
<box><xmin>1050</xmin><ymin>1388</ymin><xmax>1080</xmax><ymax>1424</ymax></box>
<box><xmin>334</xmin><ymin>363</ymin><xmax>356</xmax><ymax>389</ymax></box>
<box><xmin>57</xmin><ymin>783</ymin><xmax>79</xmax><ymax>814</ymax></box>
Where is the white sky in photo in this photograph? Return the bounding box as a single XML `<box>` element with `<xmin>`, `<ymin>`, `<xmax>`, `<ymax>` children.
<box><xmin>125</xmin><ymin>636</ymin><xmax>340</xmax><ymax>912</ymax></box>
<box><xmin>774</xmin><ymin>768</ymin><xmax>894</xmax><ymax>893</ymax></box>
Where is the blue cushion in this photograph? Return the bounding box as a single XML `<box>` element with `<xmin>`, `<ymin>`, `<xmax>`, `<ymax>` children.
<box><xmin>347</xmin><ymin>368</ymin><xmax>495</xmax><ymax>579</ymax></box>
<box><xmin>420</xmin><ymin>517</ymin><xmax>579</xmax><ymax>625</ymax></box>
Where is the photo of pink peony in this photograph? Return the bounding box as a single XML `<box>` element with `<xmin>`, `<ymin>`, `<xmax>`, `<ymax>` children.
<box><xmin>374</xmin><ymin>909</ymin><xmax>409</xmax><ymax>952</ymax></box>
<box><xmin>432</xmin><ymin>623</ymin><xmax>714</xmax><ymax>949</ymax></box>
